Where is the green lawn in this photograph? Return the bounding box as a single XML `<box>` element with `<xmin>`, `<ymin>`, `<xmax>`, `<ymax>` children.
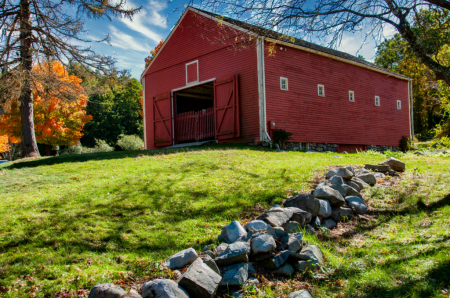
<box><xmin>0</xmin><ymin>144</ymin><xmax>449</xmax><ymax>297</ymax></box>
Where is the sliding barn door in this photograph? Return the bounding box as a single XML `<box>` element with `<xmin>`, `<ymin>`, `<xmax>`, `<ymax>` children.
<box><xmin>153</xmin><ymin>93</ymin><xmax>173</xmax><ymax>147</ymax></box>
<box><xmin>214</xmin><ymin>74</ymin><xmax>240</xmax><ymax>140</ymax></box>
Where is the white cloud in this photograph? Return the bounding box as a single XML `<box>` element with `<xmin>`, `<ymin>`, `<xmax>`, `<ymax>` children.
<box><xmin>119</xmin><ymin>0</ymin><xmax>166</xmax><ymax>43</ymax></box>
<box><xmin>108</xmin><ymin>25</ymin><xmax>150</xmax><ymax>52</ymax></box>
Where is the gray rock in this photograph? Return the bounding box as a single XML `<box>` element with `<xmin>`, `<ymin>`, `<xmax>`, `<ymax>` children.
<box><xmin>220</xmin><ymin>221</ymin><xmax>246</xmax><ymax>243</ymax></box>
<box><xmin>244</xmin><ymin>277</ymin><xmax>259</xmax><ymax>286</ymax></box>
<box><xmin>379</xmin><ymin>157</ymin><xmax>405</xmax><ymax>172</ymax></box>
<box><xmin>325</xmin><ymin>167</ymin><xmax>354</xmax><ymax>180</ymax></box>
<box><xmin>304</xmin><ymin>225</ymin><xmax>316</xmax><ymax>235</ymax></box>
<box><xmin>164</xmin><ymin>248</ymin><xmax>198</xmax><ymax>270</ymax></box>
<box><xmin>285</xmin><ymin>207</ymin><xmax>310</xmax><ymax>226</ymax></box>
<box><xmin>262</xmin><ymin>250</ymin><xmax>290</xmax><ymax>269</ymax></box>
<box><xmin>342</xmin><ymin>184</ymin><xmax>362</xmax><ymax>198</ymax></box>
<box><xmin>317</xmin><ymin>199</ymin><xmax>332</xmax><ymax>218</ymax></box>
<box><xmin>345</xmin><ymin>180</ymin><xmax>361</xmax><ymax>192</ymax></box>
<box><xmin>373</xmin><ymin>172</ymin><xmax>385</xmax><ymax>179</ymax></box>
<box><xmin>220</xmin><ymin>263</ymin><xmax>249</xmax><ymax>286</ymax></box>
<box><xmin>283</xmin><ymin>221</ymin><xmax>302</xmax><ymax>233</ymax></box>
<box><xmin>248</xmin><ymin>263</ymin><xmax>256</xmax><ymax>277</ymax></box>
<box><xmin>141</xmin><ymin>279</ymin><xmax>189</xmax><ymax>298</ymax></box>
<box><xmin>329</xmin><ymin>176</ymin><xmax>344</xmax><ymax>185</ymax></box>
<box><xmin>322</xmin><ymin>218</ymin><xmax>336</xmax><ymax>229</ymax></box>
<box><xmin>330</xmin><ymin>207</ymin><xmax>353</xmax><ymax>222</ymax></box>
<box><xmin>313</xmin><ymin>186</ymin><xmax>345</xmax><ymax>207</ymax></box>
<box><xmin>120</xmin><ymin>289</ymin><xmax>142</xmax><ymax>298</ymax></box>
<box><xmin>283</xmin><ymin>194</ymin><xmax>321</xmax><ymax>217</ymax></box>
<box><xmin>177</xmin><ymin>258</ymin><xmax>221</xmax><ymax>298</ymax></box>
<box><xmin>356</xmin><ymin>173</ymin><xmax>377</xmax><ymax>186</ymax></box>
<box><xmin>272</xmin><ymin>263</ymin><xmax>295</xmax><ymax>277</ymax></box>
<box><xmin>215</xmin><ymin>241</ymin><xmax>249</xmax><ymax>267</ymax></box>
<box><xmin>344</xmin><ymin>166</ymin><xmax>355</xmax><ymax>175</ymax></box>
<box><xmin>351</xmin><ymin>177</ymin><xmax>369</xmax><ymax>190</ymax></box>
<box><xmin>236</xmin><ymin>231</ymin><xmax>253</xmax><ymax>244</ymax></box>
<box><xmin>287</xmin><ymin>232</ymin><xmax>303</xmax><ymax>252</ymax></box>
<box><xmin>267</xmin><ymin>226</ymin><xmax>289</xmax><ymax>244</ymax></box>
<box><xmin>288</xmin><ymin>290</ymin><xmax>314</xmax><ymax>298</ymax></box>
<box><xmin>257</xmin><ymin>210</ymin><xmax>292</xmax><ymax>227</ymax></box>
<box><xmin>89</xmin><ymin>283</ymin><xmax>126</xmax><ymax>298</ymax></box>
<box><xmin>329</xmin><ymin>183</ymin><xmax>347</xmax><ymax>197</ymax></box>
<box><xmin>244</xmin><ymin>220</ymin><xmax>269</xmax><ymax>233</ymax></box>
<box><xmin>296</xmin><ymin>245</ymin><xmax>323</xmax><ymax>268</ymax></box>
<box><xmin>251</xmin><ymin>233</ymin><xmax>276</xmax><ymax>255</ymax></box>
<box><xmin>310</xmin><ymin>216</ymin><xmax>320</xmax><ymax>228</ymax></box>
<box><xmin>250</xmin><ymin>252</ymin><xmax>273</xmax><ymax>262</ymax></box>
<box><xmin>354</xmin><ymin>168</ymin><xmax>370</xmax><ymax>176</ymax></box>
<box><xmin>215</xmin><ymin>243</ymin><xmax>228</xmax><ymax>255</ymax></box>
<box><xmin>365</xmin><ymin>164</ymin><xmax>389</xmax><ymax>172</ymax></box>
<box><xmin>200</xmin><ymin>255</ymin><xmax>220</xmax><ymax>275</ymax></box>
<box><xmin>345</xmin><ymin>196</ymin><xmax>367</xmax><ymax>214</ymax></box>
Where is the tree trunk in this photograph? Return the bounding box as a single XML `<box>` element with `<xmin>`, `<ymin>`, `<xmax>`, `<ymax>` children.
<box><xmin>19</xmin><ymin>0</ymin><xmax>40</xmax><ymax>158</ymax></box>
<box><xmin>46</xmin><ymin>144</ymin><xmax>51</xmax><ymax>156</ymax></box>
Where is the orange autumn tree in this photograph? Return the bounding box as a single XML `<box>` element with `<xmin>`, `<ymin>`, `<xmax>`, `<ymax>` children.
<box><xmin>0</xmin><ymin>62</ymin><xmax>92</xmax><ymax>155</ymax></box>
<box><xmin>144</xmin><ymin>40</ymin><xmax>164</xmax><ymax>68</ymax></box>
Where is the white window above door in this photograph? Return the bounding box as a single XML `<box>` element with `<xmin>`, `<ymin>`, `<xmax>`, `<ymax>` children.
<box><xmin>186</xmin><ymin>60</ymin><xmax>199</xmax><ymax>85</ymax></box>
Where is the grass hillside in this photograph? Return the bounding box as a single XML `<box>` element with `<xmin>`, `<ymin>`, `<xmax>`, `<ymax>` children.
<box><xmin>0</xmin><ymin>144</ymin><xmax>449</xmax><ymax>297</ymax></box>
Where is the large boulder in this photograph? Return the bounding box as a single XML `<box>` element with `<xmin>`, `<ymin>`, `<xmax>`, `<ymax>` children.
<box><xmin>178</xmin><ymin>258</ymin><xmax>222</xmax><ymax>298</ymax></box>
<box><xmin>296</xmin><ymin>245</ymin><xmax>323</xmax><ymax>268</ymax></box>
<box><xmin>287</xmin><ymin>232</ymin><xmax>303</xmax><ymax>253</ymax></box>
<box><xmin>330</xmin><ymin>207</ymin><xmax>353</xmax><ymax>222</ymax></box>
<box><xmin>313</xmin><ymin>186</ymin><xmax>345</xmax><ymax>207</ymax></box>
<box><xmin>364</xmin><ymin>164</ymin><xmax>389</xmax><ymax>172</ymax></box>
<box><xmin>141</xmin><ymin>279</ymin><xmax>189</xmax><ymax>298</ymax></box>
<box><xmin>285</xmin><ymin>207</ymin><xmax>310</xmax><ymax>226</ymax></box>
<box><xmin>345</xmin><ymin>180</ymin><xmax>361</xmax><ymax>192</ymax></box>
<box><xmin>251</xmin><ymin>233</ymin><xmax>276</xmax><ymax>255</ymax></box>
<box><xmin>325</xmin><ymin>167</ymin><xmax>354</xmax><ymax>180</ymax></box>
<box><xmin>215</xmin><ymin>241</ymin><xmax>249</xmax><ymax>267</ymax></box>
<box><xmin>284</xmin><ymin>194</ymin><xmax>321</xmax><ymax>217</ymax></box>
<box><xmin>345</xmin><ymin>196</ymin><xmax>368</xmax><ymax>214</ymax></box>
<box><xmin>342</xmin><ymin>184</ymin><xmax>362</xmax><ymax>198</ymax></box>
<box><xmin>257</xmin><ymin>209</ymin><xmax>292</xmax><ymax>227</ymax></box>
<box><xmin>220</xmin><ymin>221</ymin><xmax>246</xmax><ymax>243</ymax></box>
<box><xmin>244</xmin><ymin>220</ymin><xmax>269</xmax><ymax>233</ymax></box>
<box><xmin>317</xmin><ymin>199</ymin><xmax>332</xmax><ymax>218</ymax></box>
<box><xmin>329</xmin><ymin>176</ymin><xmax>344</xmax><ymax>185</ymax></box>
<box><xmin>215</xmin><ymin>243</ymin><xmax>228</xmax><ymax>255</ymax></box>
<box><xmin>288</xmin><ymin>290</ymin><xmax>314</xmax><ymax>298</ymax></box>
<box><xmin>379</xmin><ymin>157</ymin><xmax>405</xmax><ymax>172</ymax></box>
<box><xmin>267</xmin><ymin>227</ymin><xmax>289</xmax><ymax>244</ymax></box>
<box><xmin>200</xmin><ymin>255</ymin><xmax>220</xmax><ymax>275</ymax></box>
<box><xmin>356</xmin><ymin>173</ymin><xmax>377</xmax><ymax>186</ymax></box>
<box><xmin>220</xmin><ymin>263</ymin><xmax>249</xmax><ymax>286</ymax></box>
<box><xmin>329</xmin><ymin>183</ymin><xmax>346</xmax><ymax>197</ymax></box>
<box><xmin>88</xmin><ymin>283</ymin><xmax>126</xmax><ymax>298</ymax></box>
<box><xmin>164</xmin><ymin>248</ymin><xmax>198</xmax><ymax>269</ymax></box>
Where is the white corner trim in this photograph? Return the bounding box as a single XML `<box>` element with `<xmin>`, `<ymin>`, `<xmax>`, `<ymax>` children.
<box><xmin>408</xmin><ymin>80</ymin><xmax>415</xmax><ymax>143</ymax></box>
<box><xmin>257</xmin><ymin>37</ymin><xmax>267</xmax><ymax>142</ymax></box>
<box><xmin>142</xmin><ymin>78</ymin><xmax>147</xmax><ymax>150</ymax></box>
<box><xmin>185</xmin><ymin>60</ymin><xmax>199</xmax><ymax>85</ymax></box>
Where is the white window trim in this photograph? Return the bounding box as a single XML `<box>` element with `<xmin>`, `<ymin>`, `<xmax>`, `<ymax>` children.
<box><xmin>318</xmin><ymin>84</ymin><xmax>325</xmax><ymax>97</ymax></box>
<box><xmin>349</xmin><ymin>90</ymin><xmax>355</xmax><ymax>102</ymax></box>
<box><xmin>375</xmin><ymin>95</ymin><xmax>380</xmax><ymax>106</ymax></box>
<box><xmin>397</xmin><ymin>100</ymin><xmax>402</xmax><ymax>110</ymax></box>
<box><xmin>185</xmin><ymin>60</ymin><xmax>199</xmax><ymax>85</ymax></box>
<box><xmin>280</xmin><ymin>77</ymin><xmax>288</xmax><ymax>91</ymax></box>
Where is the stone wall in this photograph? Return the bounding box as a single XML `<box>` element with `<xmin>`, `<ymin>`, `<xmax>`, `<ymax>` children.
<box><xmin>249</xmin><ymin>142</ymin><xmax>401</xmax><ymax>153</ymax></box>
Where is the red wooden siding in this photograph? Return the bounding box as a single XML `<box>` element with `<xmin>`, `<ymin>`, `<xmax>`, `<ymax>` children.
<box><xmin>264</xmin><ymin>41</ymin><xmax>410</xmax><ymax>147</ymax></box>
<box><xmin>214</xmin><ymin>74</ymin><xmax>240</xmax><ymax>140</ymax></box>
<box><xmin>143</xmin><ymin>10</ymin><xmax>260</xmax><ymax>149</ymax></box>
<box><xmin>175</xmin><ymin>107</ymin><xmax>214</xmax><ymax>142</ymax></box>
<box><xmin>186</xmin><ymin>61</ymin><xmax>198</xmax><ymax>84</ymax></box>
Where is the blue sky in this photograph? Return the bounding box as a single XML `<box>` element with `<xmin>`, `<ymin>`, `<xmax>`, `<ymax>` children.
<box><xmin>81</xmin><ymin>0</ymin><xmax>396</xmax><ymax>79</ymax></box>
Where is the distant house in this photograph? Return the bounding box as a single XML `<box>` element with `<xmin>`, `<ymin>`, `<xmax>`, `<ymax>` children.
<box><xmin>141</xmin><ymin>7</ymin><xmax>412</xmax><ymax>152</ymax></box>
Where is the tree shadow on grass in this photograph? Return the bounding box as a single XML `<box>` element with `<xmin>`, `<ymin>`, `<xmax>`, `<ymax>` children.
<box><xmin>3</xmin><ymin>143</ymin><xmax>271</xmax><ymax>170</ymax></box>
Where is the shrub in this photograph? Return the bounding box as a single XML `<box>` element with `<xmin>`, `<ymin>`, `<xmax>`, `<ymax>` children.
<box><xmin>61</xmin><ymin>139</ymin><xmax>114</xmax><ymax>155</ymax></box>
<box><xmin>272</xmin><ymin>129</ymin><xmax>293</xmax><ymax>150</ymax></box>
<box><xmin>399</xmin><ymin>135</ymin><xmax>411</xmax><ymax>152</ymax></box>
<box><xmin>116</xmin><ymin>134</ymin><xmax>144</xmax><ymax>151</ymax></box>
<box><xmin>430</xmin><ymin>136</ymin><xmax>450</xmax><ymax>149</ymax></box>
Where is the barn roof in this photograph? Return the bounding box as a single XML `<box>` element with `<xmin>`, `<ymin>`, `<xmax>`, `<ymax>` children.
<box><xmin>193</xmin><ymin>7</ymin><xmax>410</xmax><ymax>80</ymax></box>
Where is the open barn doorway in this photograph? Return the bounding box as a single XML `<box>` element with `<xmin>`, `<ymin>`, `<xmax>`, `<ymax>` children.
<box><xmin>174</xmin><ymin>82</ymin><xmax>215</xmax><ymax>143</ymax></box>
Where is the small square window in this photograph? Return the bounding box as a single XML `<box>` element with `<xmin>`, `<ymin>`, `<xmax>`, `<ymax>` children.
<box><xmin>318</xmin><ymin>84</ymin><xmax>325</xmax><ymax>97</ymax></box>
<box><xmin>375</xmin><ymin>96</ymin><xmax>380</xmax><ymax>106</ymax></box>
<box><xmin>280</xmin><ymin>77</ymin><xmax>288</xmax><ymax>91</ymax></box>
<box><xmin>349</xmin><ymin>91</ymin><xmax>355</xmax><ymax>102</ymax></box>
<box><xmin>397</xmin><ymin>100</ymin><xmax>401</xmax><ymax>110</ymax></box>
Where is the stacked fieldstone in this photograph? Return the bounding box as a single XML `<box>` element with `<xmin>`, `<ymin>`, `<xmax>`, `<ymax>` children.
<box><xmin>87</xmin><ymin>158</ymin><xmax>405</xmax><ymax>298</ymax></box>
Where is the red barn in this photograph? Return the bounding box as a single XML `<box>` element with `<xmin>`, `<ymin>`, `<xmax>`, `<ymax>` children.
<box><xmin>141</xmin><ymin>7</ymin><xmax>413</xmax><ymax>152</ymax></box>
